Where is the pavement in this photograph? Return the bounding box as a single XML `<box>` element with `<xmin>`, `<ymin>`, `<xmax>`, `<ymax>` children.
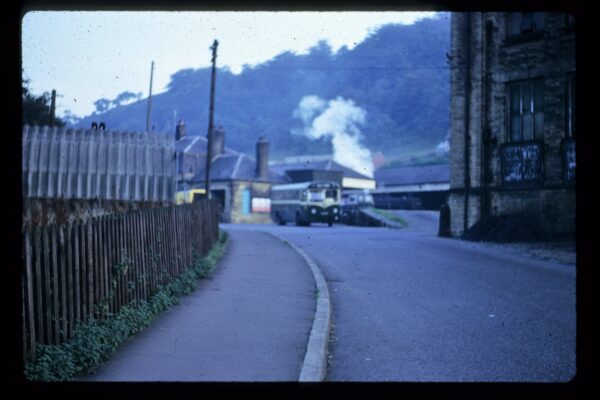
<box><xmin>79</xmin><ymin>228</ymin><xmax>328</xmax><ymax>382</ymax></box>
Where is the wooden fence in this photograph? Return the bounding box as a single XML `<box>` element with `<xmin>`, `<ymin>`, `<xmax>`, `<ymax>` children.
<box><xmin>22</xmin><ymin>200</ymin><xmax>219</xmax><ymax>361</ymax></box>
<box><xmin>22</xmin><ymin>125</ymin><xmax>176</xmax><ymax>202</ymax></box>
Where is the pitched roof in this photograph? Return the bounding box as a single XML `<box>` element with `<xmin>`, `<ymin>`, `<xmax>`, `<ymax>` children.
<box><xmin>176</xmin><ymin>134</ymin><xmax>286</xmax><ymax>183</ymax></box>
<box><xmin>174</xmin><ymin>134</ymin><xmax>237</xmax><ymax>156</ymax></box>
<box><xmin>191</xmin><ymin>153</ymin><xmax>287</xmax><ymax>183</ymax></box>
<box><xmin>375</xmin><ymin>164</ymin><xmax>450</xmax><ymax>187</ymax></box>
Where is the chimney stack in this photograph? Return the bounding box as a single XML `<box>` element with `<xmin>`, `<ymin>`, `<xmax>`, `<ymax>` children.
<box><xmin>211</xmin><ymin>125</ymin><xmax>225</xmax><ymax>157</ymax></box>
<box><xmin>256</xmin><ymin>136</ymin><xmax>269</xmax><ymax>180</ymax></box>
<box><xmin>175</xmin><ymin>120</ymin><xmax>186</xmax><ymax>140</ymax></box>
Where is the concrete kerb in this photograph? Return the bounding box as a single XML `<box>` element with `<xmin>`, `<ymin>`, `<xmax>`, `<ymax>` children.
<box><xmin>265</xmin><ymin>232</ymin><xmax>332</xmax><ymax>382</ymax></box>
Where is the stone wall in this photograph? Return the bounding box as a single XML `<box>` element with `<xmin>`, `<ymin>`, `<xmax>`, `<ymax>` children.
<box><xmin>449</xmin><ymin>12</ymin><xmax>576</xmax><ymax>238</ymax></box>
<box><xmin>229</xmin><ymin>181</ymin><xmax>273</xmax><ymax>224</ymax></box>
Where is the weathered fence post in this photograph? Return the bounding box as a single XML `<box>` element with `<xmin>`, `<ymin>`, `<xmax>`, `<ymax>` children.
<box><xmin>57</xmin><ymin>224</ymin><xmax>67</xmax><ymax>341</ymax></box>
<box><xmin>65</xmin><ymin>222</ymin><xmax>74</xmax><ymax>339</ymax></box>
<box><xmin>23</xmin><ymin>229</ymin><xmax>36</xmax><ymax>359</ymax></box>
<box><xmin>23</xmin><ymin>197</ymin><xmax>220</xmax><ymax>360</ymax></box>
<box><xmin>50</xmin><ymin>224</ymin><xmax>60</xmax><ymax>344</ymax></box>
<box><xmin>41</xmin><ymin>226</ymin><xmax>52</xmax><ymax>344</ymax></box>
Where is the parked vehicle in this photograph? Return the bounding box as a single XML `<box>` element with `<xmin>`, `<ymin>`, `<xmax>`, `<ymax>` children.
<box><xmin>271</xmin><ymin>181</ymin><xmax>341</xmax><ymax>226</ymax></box>
<box><xmin>175</xmin><ymin>188</ymin><xmax>207</xmax><ymax>205</ymax></box>
<box><xmin>341</xmin><ymin>190</ymin><xmax>374</xmax><ymax>224</ymax></box>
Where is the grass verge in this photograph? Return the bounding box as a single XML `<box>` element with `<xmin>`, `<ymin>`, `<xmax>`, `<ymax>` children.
<box><xmin>24</xmin><ymin>231</ymin><xmax>229</xmax><ymax>382</ymax></box>
<box><xmin>369</xmin><ymin>208</ymin><xmax>408</xmax><ymax>227</ymax></box>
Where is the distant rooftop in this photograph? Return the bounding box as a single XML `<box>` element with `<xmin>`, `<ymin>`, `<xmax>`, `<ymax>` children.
<box><xmin>176</xmin><ymin>134</ymin><xmax>286</xmax><ymax>184</ymax></box>
<box><xmin>270</xmin><ymin>159</ymin><xmax>373</xmax><ymax>181</ymax></box>
<box><xmin>174</xmin><ymin>134</ymin><xmax>238</xmax><ymax>156</ymax></box>
<box><xmin>190</xmin><ymin>153</ymin><xmax>286</xmax><ymax>183</ymax></box>
<box><xmin>278</xmin><ymin>154</ymin><xmax>333</xmax><ymax>164</ymax></box>
<box><xmin>375</xmin><ymin>164</ymin><xmax>449</xmax><ymax>187</ymax></box>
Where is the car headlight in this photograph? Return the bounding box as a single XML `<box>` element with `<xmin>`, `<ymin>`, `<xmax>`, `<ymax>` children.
<box><xmin>311</xmin><ymin>208</ymin><xmax>317</xmax><ymax>215</ymax></box>
<box><xmin>333</xmin><ymin>208</ymin><xmax>338</xmax><ymax>214</ymax></box>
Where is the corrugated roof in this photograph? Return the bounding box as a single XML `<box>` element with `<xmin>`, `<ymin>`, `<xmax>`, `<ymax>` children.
<box><xmin>375</xmin><ymin>164</ymin><xmax>449</xmax><ymax>187</ymax></box>
<box><xmin>269</xmin><ymin>160</ymin><xmax>373</xmax><ymax>180</ymax></box>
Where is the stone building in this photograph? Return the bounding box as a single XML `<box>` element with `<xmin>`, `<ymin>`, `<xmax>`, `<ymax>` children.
<box><xmin>448</xmin><ymin>12</ymin><xmax>575</xmax><ymax>238</ymax></box>
<box><xmin>175</xmin><ymin>125</ymin><xmax>286</xmax><ymax>224</ymax></box>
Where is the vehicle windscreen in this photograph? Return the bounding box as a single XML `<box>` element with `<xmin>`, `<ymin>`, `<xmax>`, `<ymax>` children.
<box><xmin>325</xmin><ymin>189</ymin><xmax>338</xmax><ymax>200</ymax></box>
<box><xmin>308</xmin><ymin>190</ymin><xmax>325</xmax><ymax>201</ymax></box>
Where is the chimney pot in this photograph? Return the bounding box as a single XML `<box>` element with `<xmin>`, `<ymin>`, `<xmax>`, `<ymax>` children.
<box><xmin>211</xmin><ymin>126</ymin><xmax>225</xmax><ymax>157</ymax></box>
<box><xmin>256</xmin><ymin>136</ymin><xmax>269</xmax><ymax>180</ymax></box>
<box><xmin>175</xmin><ymin>120</ymin><xmax>186</xmax><ymax>140</ymax></box>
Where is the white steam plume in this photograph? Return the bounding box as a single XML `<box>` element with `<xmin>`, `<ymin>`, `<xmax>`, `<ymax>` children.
<box><xmin>293</xmin><ymin>95</ymin><xmax>374</xmax><ymax>178</ymax></box>
<box><xmin>435</xmin><ymin>129</ymin><xmax>450</xmax><ymax>154</ymax></box>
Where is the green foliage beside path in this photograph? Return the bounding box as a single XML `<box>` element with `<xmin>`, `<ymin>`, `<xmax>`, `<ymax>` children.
<box><xmin>24</xmin><ymin>232</ymin><xmax>229</xmax><ymax>382</ymax></box>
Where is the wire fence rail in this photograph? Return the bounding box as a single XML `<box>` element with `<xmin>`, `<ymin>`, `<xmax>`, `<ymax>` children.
<box><xmin>22</xmin><ymin>200</ymin><xmax>219</xmax><ymax>361</ymax></box>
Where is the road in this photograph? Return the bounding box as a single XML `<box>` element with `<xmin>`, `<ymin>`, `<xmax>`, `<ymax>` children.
<box><xmin>225</xmin><ymin>214</ymin><xmax>576</xmax><ymax>382</ymax></box>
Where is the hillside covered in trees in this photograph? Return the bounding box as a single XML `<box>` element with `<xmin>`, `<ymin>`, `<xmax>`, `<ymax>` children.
<box><xmin>77</xmin><ymin>14</ymin><xmax>450</xmax><ymax>167</ymax></box>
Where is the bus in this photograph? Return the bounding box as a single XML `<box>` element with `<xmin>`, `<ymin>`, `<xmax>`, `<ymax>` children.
<box><xmin>270</xmin><ymin>181</ymin><xmax>341</xmax><ymax>226</ymax></box>
<box><xmin>174</xmin><ymin>188</ymin><xmax>206</xmax><ymax>205</ymax></box>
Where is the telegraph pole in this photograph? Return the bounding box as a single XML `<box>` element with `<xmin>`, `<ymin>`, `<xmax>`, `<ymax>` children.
<box><xmin>49</xmin><ymin>89</ymin><xmax>56</xmax><ymax>126</ymax></box>
<box><xmin>146</xmin><ymin>61</ymin><xmax>155</xmax><ymax>132</ymax></box>
<box><xmin>205</xmin><ymin>40</ymin><xmax>218</xmax><ymax>199</ymax></box>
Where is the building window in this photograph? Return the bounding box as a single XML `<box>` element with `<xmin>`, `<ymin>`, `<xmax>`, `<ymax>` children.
<box><xmin>509</xmin><ymin>12</ymin><xmax>545</xmax><ymax>36</ymax></box>
<box><xmin>509</xmin><ymin>80</ymin><xmax>544</xmax><ymax>142</ymax></box>
<box><xmin>501</xmin><ymin>143</ymin><xmax>543</xmax><ymax>185</ymax></box>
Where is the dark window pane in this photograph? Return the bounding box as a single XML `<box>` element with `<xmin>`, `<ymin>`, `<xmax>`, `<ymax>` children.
<box><xmin>522</xmin><ymin>114</ymin><xmax>533</xmax><ymax>140</ymax></box>
<box><xmin>533</xmin><ymin>13</ymin><xmax>545</xmax><ymax>31</ymax></box>
<box><xmin>522</xmin><ymin>83</ymin><xmax>533</xmax><ymax>113</ymax></box>
<box><xmin>521</xmin><ymin>13</ymin><xmax>534</xmax><ymax>33</ymax></box>
<box><xmin>534</xmin><ymin>113</ymin><xmax>544</xmax><ymax>139</ymax></box>
<box><xmin>510</xmin><ymin>13</ymin><xmax>522</xmax><ymax>36</ymax></box>
<box><xmin>534</xmin><ymin>80</ymin><xmax>544</xmax><ymax>111</ymax></box>
<box><xmin>511</xmin><ymin>115</ymin><xmax>522</xmax><ymax>141</ymax></box>
<box><xmin>511</xmin><ymin>85</ymin><xmax>521</xmax><ymax>112</ymax></box>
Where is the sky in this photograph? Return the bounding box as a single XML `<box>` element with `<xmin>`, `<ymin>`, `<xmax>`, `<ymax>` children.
<box><xmin>21</xmin><ymin>11</ymin><xmax>438</xmax><ymax>119</ymax></box>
